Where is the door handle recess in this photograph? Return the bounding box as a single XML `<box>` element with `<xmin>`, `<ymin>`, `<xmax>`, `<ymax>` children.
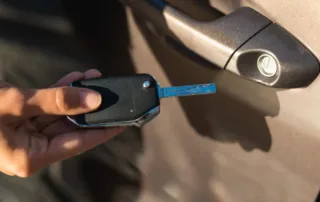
<box><xmin>121</xmin><ymin>0</ymin><xmax>319</xmax><ymax>88</ymax></box>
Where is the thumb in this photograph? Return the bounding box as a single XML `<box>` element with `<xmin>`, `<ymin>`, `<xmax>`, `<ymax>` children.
<box><xmin>24</xmin><ymin>86</ymin><xmax>102</xmax><ymax>117</ymax></box>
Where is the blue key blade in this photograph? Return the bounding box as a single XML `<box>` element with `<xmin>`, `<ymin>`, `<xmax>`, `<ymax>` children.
<box><xmin>158</xmin><ymin>83</ymin><xmax>216</xmax><ymax>99</ymax></box>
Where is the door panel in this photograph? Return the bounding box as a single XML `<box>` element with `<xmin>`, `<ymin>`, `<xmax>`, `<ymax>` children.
<box><xmin>122</xmin><ymin>1</ymin><xmax>320</xmax><ymax>201</ymax></box>
<box><xmin>210</xmin><ymin>0</ymin><xmax>320</xmax><ymax>194</ymax></box>
<box><xmin>121</xmin><ymin>0</ymin><xmax>319</xmax><ymax>88</ymax></box>
<box><xmin>210</xmin><ymin>0</ymin><xmax>320</xmax><ymax>59</ymax></box>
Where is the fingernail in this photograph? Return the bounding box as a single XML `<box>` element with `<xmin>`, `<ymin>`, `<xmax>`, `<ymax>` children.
<box><xmin>80</xmin><ymin>89</ymin><xmax>102</xmax><ymax>109</ymax></box>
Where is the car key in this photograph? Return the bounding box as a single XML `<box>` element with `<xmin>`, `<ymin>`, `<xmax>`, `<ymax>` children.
<box><xmin>67</xmin><ymin>74</ymin><xmax>216</xmax><ymax>128</ymax></box>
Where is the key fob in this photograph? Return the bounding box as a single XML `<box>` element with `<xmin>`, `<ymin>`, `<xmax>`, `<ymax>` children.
<box><xmin>67</xmin><ymin>74</ymin><xmax>160</xmax><ymax>128</ymax></box>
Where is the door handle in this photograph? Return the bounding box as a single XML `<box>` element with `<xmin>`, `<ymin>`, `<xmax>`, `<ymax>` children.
<box><xmin>121</xmin><ymin>0</ymin><xmax>319</xmax><ymax>88</ymax></box>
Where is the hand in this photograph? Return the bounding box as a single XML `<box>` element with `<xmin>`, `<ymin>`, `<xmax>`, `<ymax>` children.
<box><xmin>0</xmin><ymin>69</ymin><xmax>124</xmax><ymax>177</ymax></box>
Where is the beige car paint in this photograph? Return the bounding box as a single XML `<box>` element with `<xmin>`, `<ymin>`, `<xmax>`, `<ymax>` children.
<box><xmin>123</xmin><ymin>1</ymin><xmax>320</xmax><ymax>201</ymax></box>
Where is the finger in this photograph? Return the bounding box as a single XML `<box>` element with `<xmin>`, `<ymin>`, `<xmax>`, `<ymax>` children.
<box><xmin>0</xmin><ymin>158</ymin><xmax>14</xmax><ymax>176</ymax></box>
<box><xmin>32</xmin><ymin>127</ymin><xmax>124</xmax><ymax>170</ymax></box>
<box><xmin>0</xmin><ymin>71</ymin><xmax>87</xmax><ymax>121</ymax></box>
<box><xmin>0</xmin><ymin>169</ymin><xmax>14</xmax><ymax>176</ymax></box>
<box><xmin>51</xmin><ymin>71</ymin><xmax>84</xmax><ymax>87</ymax></box>
<box><xmin>31</xmin><ymin>115</ymin><xmax>60</xmax><ymax>131</ymax></box>
<box><xmin>49</xmin><ymin>127</ymin><xmax>124</xmax><ymax>157</ymax></box>
<box><xmin>42</xmin><ymin>119</ymin><xmax>77</xmax><ymax>138</ymax></box>
<box><xmin>52</xmin><ymin>69</ymin><xmax>102</xmax><ymax>87</ymax></box>
<box><xmin>32</xmin><ymin>69</ymin><xmax>102</xmax><ymax>129</ymax></box>
<box><xmin>23</xmin><ymin>86</ymin><xmax>102</xmax><ymax>118</ymax></box>
<box><xmin>84</xmin><ymin>69</ymin><xmax>102</xmax><ymax>79</ymax></box>
<box><xmin>53</xmin><ymin>69</ymin><xmax>101</xmax><ymax>87</ymax></box>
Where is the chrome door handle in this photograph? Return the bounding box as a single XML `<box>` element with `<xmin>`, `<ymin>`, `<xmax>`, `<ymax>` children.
<box><xmin>121</xmin><ymin>0</ymin><xmax>319</xmax><ymax>88</ymax></box>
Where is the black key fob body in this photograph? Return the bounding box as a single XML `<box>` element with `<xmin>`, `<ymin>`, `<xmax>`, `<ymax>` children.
<box><xmin>67</xmin><ymin>74</ymin><xmax>160</xmax><ymax>128</ymax></box>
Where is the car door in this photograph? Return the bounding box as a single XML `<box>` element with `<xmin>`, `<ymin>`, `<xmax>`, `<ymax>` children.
<box><xmin>118</xmin><ymin>0</ymin><xmax>320</xmax><ymax>201</ymax></box>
